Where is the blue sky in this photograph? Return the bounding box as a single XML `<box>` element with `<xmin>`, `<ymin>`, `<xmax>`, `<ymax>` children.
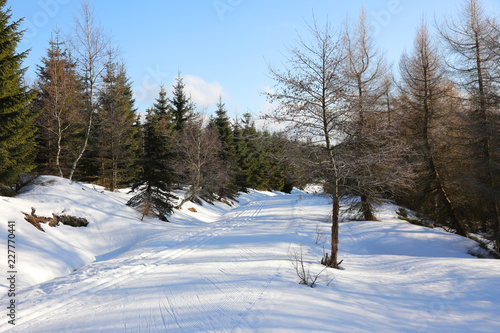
<box><xmin>10</xmin><ymin>0</ymin><xmax>500</xmax><ymax>123</ymax></box>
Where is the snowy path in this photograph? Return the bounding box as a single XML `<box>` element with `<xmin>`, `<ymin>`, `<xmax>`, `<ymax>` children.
<box><xmin>2</xmin><ymin>193</ymin><xmax>300</xmax><ymax>332</ymax></box>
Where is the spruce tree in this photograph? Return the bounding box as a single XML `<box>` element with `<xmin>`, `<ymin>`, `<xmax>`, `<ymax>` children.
<box><xmin>170</xmin><ymin>74</ymin><xmax>193</xmax><ymax>132</ymax></box>
<box><xmin>260</xmin><ymin>131</ymin><xmax>286</xmax><ymax>192</ymax></box>
<box><xmin>153</xmin><ymin>85</ymin><xmax>171</xmax><ymax>117</ymax></box>
<box><xmin>210</xmin><ymin>98</ymin><xmax>239</xmax><ymax>197</ymax></box>
<box><xmin>127</xmin><ymin>91</ymin><xmax>177</xmax><ymax>221</ymax></box>
<box><xmin>0</xmin><ymin>1</ymin><xmax>36</xmax><ymax>191</ymax></box>
<box><xmin>212</xmin><ymin>98</ymin><xmax>236</xmax><ymax>161</ymax></box>
<box><xmin>232</xmin><ymin>121</ymin><xmax>250</xmax><ymax>191</ymax></box>
<box><xmin>241</xmin><ymin>113</ymin><xmax>266</xmax><ymax>190</ymax></box>
<box><xmin>93</xmin><ymin>59</ymin><xmax>139</xmax><ymax>190</ymax></box>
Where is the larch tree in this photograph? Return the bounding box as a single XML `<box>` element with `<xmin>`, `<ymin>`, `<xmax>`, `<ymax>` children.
<box><xmin>34</xmin><ymin>30</ymin><xmax>83</xmax><ymax>177</ymax></box>
<box><xmin>399</xmin><ymin>20</ymin><xmax>467</xmax><ymax>236</ymax></box>
<box><xmin>438</xmin><ymin>0</ymin><xmax>500</xmax><ymax>246</ymax></box>
<box><xmin>0</xmin><ymin>0</ymin><xmax>36</xmax><ymax>192</ymax></box>
<box><xmin>342</xmin><ymin>8</ymin><xmax>393</xmax><ymax>221</ymax></box>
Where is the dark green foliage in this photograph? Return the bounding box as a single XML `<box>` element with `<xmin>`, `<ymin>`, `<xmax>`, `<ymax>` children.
<box><xmin>232</xmin><ymin>122</ymin><xmax>249</xmax><ymax>191</ymax></box>
<box><xmin>170</xmin><ymin>74</ymin><xmax>194</xmax><ymax>132</ymax></box>
<box><xmin>210</xmin><ymin>99</ymin><xmax>239</xmax><ymax>197</ymax></box>
<box><xmin>0</xmin><ymin>1</ymin><xmax>36</xmax><ymax>188</ymax></box>
<box><xmin>153</xmin><ymin>85</ymin><xmax>171</xmax><ymax>117</ymax></box>
<box><xmin>212</xmin><ymin>98</ymin><xmax>237</xmax><ymax>162</ymax></box>
<box><xmin>260</xmin><ymin>131</ymin><xmax>287</xmax><ymax>191</ymax></box>
<box><xmin>233</xmin><ymin>113</ymin><xmax>287</xmax><ymax>192</ymax></box>
<box><xmin>241</xmin><ymin>114</ymin><xmax>267</xmax><ymax>190</ymax></box>
<box><xmin>127</xmin><ymin>90</ymin><xmax>178</xmax><ymax>221</ymax></box>
<box><xmin>210</xmin><ymin>107</ymin><xmax>289</xmax><ymax>194</ymax></box>
<box><xmin>93</xmin><ymin>60</ymin><xmax>139</xmax><ymax>190</ymax></box>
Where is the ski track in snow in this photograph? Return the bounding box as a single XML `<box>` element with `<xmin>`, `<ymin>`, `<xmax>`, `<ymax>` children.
<box><xmin>1</xmin><ymin>195</ymin><xmax>299</xmax><ymax>333</ymax></box>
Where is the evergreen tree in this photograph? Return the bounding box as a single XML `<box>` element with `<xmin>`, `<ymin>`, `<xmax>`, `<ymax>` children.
<box><xmin>260</xmin><ymin>131</ymin><xmax>286</xmax><ymax>192</ymax></box>
<box><xmin>240</xmin><ymin>113</ymin><xmax>266</xmax><ymax>190</ymax></box>
<box><xmin>233</xmin><ymin>114</ymin><xmax>287</xmax><ymax>192</ymax></box>
<box><xmin>212</xmin><ymin>98</ymin><xmax>236</xmax><ymax>161</ymax></box>
<box><xmin>153</xmin><ymin>84</ymin><xmax>171</xmax><ymax>117</ymax></box>
<box><xmin>127</xmin><ymin>92</ymin><xmax>178</xmax><ymax>221</ymax></box>
<box><xmin>234</xmin><ymin>116</ymin><xmax>248</xmax><ymax>189</ymax></box>
<box><xmin>170</xmin><ymin>73</ymin><xmax>194</xmax><ymax>132</ymax></box>
<box><xmin>34</xmin><ymin>30</ymin><xmax>83</xmax><ymax>177</ymax></box>
<box><xmin>210</xmin><ymin>98</ymin><xmax>239</xmax><ymax>197</ymax></box>
<box><xmin>0</xmin><ymin>1</ymin><xmax>36</xmax><ymax>191</ymax></box>
<box><xmin>93</xmin><ymin>59</ymin><xmax>139</xmax><ymax>191</ymax></box>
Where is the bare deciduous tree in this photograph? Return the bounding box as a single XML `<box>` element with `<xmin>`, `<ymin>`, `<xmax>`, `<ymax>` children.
<box><xmin>266</xmin><ymin>19</ymin><xmax>347</xmax><ymax>269</ymax></box>
<box><xmin>267</xmin><ymin>17</ymin><xmax>417</xmax><ymax>268</ymax></box>
<box><xmin>175</xmin><ymin>115</ymin><xmax>230</xmax><ymax>209</ymax></box>
<box><xmin>342</xmin><ymin>8</ymin><xmax>394</xmax><ymax>221</ymax></box>
<box><xmin>67</xmin><ymin>0</ymin><xmax>112</xmax><ymax>180</ymax></box>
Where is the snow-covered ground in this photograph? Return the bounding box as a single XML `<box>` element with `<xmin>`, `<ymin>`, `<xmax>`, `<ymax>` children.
<box><xmin>0</xmin><ymin>176</ymin><xmax>499</xmax><ymax>332</ymax></box>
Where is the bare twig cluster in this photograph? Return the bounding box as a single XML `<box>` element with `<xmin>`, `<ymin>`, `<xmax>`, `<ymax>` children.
<box><xmin>290</xmin><ymin>246</ymin><xmax>327</xmax><ymax>288</ymax></box>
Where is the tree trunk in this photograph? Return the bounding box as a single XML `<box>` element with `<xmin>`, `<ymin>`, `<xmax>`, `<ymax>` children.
<box><xmin>330</xmin><ymin>199</ymin><xmax>340</xmax><ymax>269</ymax></box>
<box><xmin>322</xmin><ymin>145</ymin><xmax>340</xmax><ymax>269</ymax></box>
<box><xmin>361</xmin><ymin>195</ymin><xmax>377</xmax><ymax>221</ymax></box>
<box><xmin>69</xmin><ymin>101</ymin><xmax>93</xmax><ymax>181</ymax></box>
<box><xmin>56</xmin><ymin>118</ymin><xmax>63</xmax><ymax>178</ymax></box>
<box><xmin>176</xmin><ymin>165</ymin><xmax>201</xmax><ymax>210</ymax></box>
<box><xmin>323</xmin><ymin>121</ymin><xmax>340</xmax><ymax>269</ymax></box>
<box><xmin>429</xmin><ymin>155</ymin><xmax>467</xmax><ymax>236</ymax></box>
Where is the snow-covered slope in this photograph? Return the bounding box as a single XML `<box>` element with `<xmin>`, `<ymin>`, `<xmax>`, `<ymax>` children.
<box><xmin>0</xmin><ymin>176</ymin><xmax>499</xmax><ymax>332</ymax></box>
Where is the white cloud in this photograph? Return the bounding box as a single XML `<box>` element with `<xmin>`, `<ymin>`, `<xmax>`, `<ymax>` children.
<box><xmin>259</xmin><ymin>85</ymin><xmax>277</xmax><ymax>114</ymax></box>
<box><xmin>254</xmin><ymin>86</ymin><xmax>285</xmax><ymax>132</ymax></box>
<box><xmin>182</xmin><ymin>75</ymin><xmax>230</xmax><ymax>109</ymax></box>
